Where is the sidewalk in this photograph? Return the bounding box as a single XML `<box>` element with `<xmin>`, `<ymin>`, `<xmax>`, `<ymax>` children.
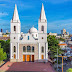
<box><xmin>0</xmin><ymin>61</ymin><xmax>56</xmax><ymax>72</ymax></box>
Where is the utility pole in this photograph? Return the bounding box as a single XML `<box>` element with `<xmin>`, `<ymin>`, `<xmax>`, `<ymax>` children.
<box><xmin>58</xmin><ymin>56</ymin><xmax>67</xmax><ymax>72</ymax></box>
<box><xmin>57</xmin><ymin>48</ymin><xmax>58</xmax><ymax>72</ymax></box>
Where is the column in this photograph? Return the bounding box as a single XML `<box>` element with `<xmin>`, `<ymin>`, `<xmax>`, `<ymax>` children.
<box><xmin>10</xmin><ymin>43</ymin><xmax>13</xmax><ymax>59</ymax></box>
<box><xmin>46</xmin><ymin>42</ymin><xmax>48</xmax><ymax>59</ymax></box>
<box><xmin>16</xmin><ymin>43</ymin><xmax>17</xmax><ymax>59</ymax></box>
<box><xmin>45</xmin><ymin>43</ymin><xmax>46</xmax><ymax>59</ymax></box>
<box><xmin>38</xmin><ymin>43</ymin><xmax>41</xmax><ymax>59</ymax></box>
<box><xmin>17</xmin><ymin>43</ymin><xmax>19</xmax><ymax>59</ymax></box>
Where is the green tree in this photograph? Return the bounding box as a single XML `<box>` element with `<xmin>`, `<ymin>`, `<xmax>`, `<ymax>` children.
<box><xmin>4</xmin><ymin>39</ymin><xmax>10</xmax><ymax>54</ymax></box>
<box><xmin>47</xmin><ymin>35</ymin><xmax>63</xmax><ymax>59</ymax></box>
<box><xmin>0</xmin><ymin>43</ymin><xmax>7</xmax><ymax>61</ymax></box>
<box><xmin>58</xmin><ymin>37</ymin><xmax>65</xmax><ymax>41</ymax></box>
<box><xmin>0</xmin><ymin>40</ymin><xmax>5</xmax><ymax>49</ymax></box>
<box><xmin>0</xmin><ymin>39</ymin><xmax>10</xmax><ymax>54</ymax></box>
<box><xmin>66</xmin><ymin>68</ymin><xmax>72</xmax><ymax>72</ymax></box>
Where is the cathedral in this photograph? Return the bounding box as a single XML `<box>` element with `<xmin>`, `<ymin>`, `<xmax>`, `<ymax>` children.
<box><xmin>10</xmin><ymin>3</ymin><xmax>48</xmax><ymax>62</ymax></box>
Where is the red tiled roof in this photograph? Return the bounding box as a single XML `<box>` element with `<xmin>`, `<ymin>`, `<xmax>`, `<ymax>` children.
<box><xmin>58</xmin><ymin>44</ymin><xmax>67</xmax><ymax>46</ymax></box>
<box><xmin>0</xmin><ymin>37</ymin><xmax>10</xmax><ymax>40</ymax></box>
<box><xmin>70</xmin><ymin>47</ymin><xmax>72</xmax><ymax>49</ymax></box>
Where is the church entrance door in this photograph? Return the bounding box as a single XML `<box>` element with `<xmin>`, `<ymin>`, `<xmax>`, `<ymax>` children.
<box><xmin>32</xmin><ymin>55</ymin><xmax>34</xmax><ymax>62</ymax></box>
<box><xmin>27</xmin><ymin>55</ymin><xmax>31</xmax><ymax>61</ymax></box>
<box><xmin>23</xmin><ymin>55</ymin><xmax>26</xmax><ymax>61</ymax></box>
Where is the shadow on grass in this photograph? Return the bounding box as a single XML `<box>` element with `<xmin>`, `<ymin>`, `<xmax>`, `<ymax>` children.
<box><xmin>0</xmin><ymin>59</ymin><xmax>9</xmax><ymax>68</ymax></box>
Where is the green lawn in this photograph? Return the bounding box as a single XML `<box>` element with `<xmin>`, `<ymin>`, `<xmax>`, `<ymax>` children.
<box><xmin>0</xmin><ymin>61</ymin><xmax>5</xmax><ymax>66</ymax></box>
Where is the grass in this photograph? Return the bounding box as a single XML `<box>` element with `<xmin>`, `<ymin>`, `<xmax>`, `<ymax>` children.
<box><xmin>0</xmin><ymin>61</ymin><xmax>5</xmax><ymax>66</ymax></box>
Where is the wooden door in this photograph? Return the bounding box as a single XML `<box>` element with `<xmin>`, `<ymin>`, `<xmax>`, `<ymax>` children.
<box><xmin>27</xmin><ymin>55</ymin><xmax>30</xmax><ymax>61</ymax></box>
<box><xmin>23</xmin><ymin>55</ymin><xmax>26</xmax><ymax>61</ymax></box>
<box><xmin>14</xmin><ymin>54</ymin><xmax>16</xmax><ymax>59</ymax></box>
<box><xmin>42</xmin><ymin>55</ymin><xmax>44</xmax><ymax>59</ymax></box>
<box><xmin>32</xmin><ymin>55</ymin><xmax>34</xmax><ymax>62</ymax></box>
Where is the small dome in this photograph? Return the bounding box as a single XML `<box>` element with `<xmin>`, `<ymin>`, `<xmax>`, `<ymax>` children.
<box><xmin>29</xmin><ymin>27</ymin><xmax>38</xmax><ymax>33</ymax></box>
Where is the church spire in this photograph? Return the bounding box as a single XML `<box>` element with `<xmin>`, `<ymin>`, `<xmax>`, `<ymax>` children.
<box><xmin>39</xmin><ymin>3</ymin><xmax>46</xmax><ymax>20</ymax></box>
<box><xmin>11</xmin><ymin>4</ymin><xmax>20</xmax><ymax>22</ymax></box>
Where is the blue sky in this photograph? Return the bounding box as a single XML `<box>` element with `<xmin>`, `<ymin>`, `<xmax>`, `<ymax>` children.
<box><xmin>0</xmin><ymin>0</ymin><xmax>72</xmax><ymax>34</ymax></box>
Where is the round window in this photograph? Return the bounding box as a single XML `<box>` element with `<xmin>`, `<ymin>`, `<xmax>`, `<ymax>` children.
<box><xmin>42</xmin><ymin>37</ymin><xmax>43</xmax><ymax>39</ymax></box>
<box><xmin>14</xmin><ymin>37</ymin><xmax>15</xmax><ymax>39</ymax></box>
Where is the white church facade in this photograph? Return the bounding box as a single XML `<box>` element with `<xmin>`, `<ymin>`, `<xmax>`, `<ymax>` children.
<box><xmin>10</xmin><ymin>3</ymin><xmax>48</xmax><ymax>62</ymax></box>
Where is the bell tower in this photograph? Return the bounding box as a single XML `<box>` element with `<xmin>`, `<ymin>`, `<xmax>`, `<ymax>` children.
<box><xmin>10</xmin><ymin>4</ymin><xmax>21</xmax><ymax>42</ymax></box>
<box><xmin>38</xmin><ymin>3</ymin><xmax>47</xmax><ymax>34</ymax></box>
<box><xmin>11</xmin><ymin>4</ymin><xmax>21</xmax><ymax>34</ymax></box>
<box><xmin>10</xmin><ymin>4</ymin><xmax>20</xmax><ymax>62</ymax></box>
<box><xmin>38</xmin><ymin>3</ymin><xmax>48</xmax><ymax>61</ymax></box>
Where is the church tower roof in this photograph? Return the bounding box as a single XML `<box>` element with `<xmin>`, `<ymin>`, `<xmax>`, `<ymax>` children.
<box><xmin>11</xmin><ymin>4</ymin><xmax>20</xmax><ymax>22</ymax></box>
<box><xmin>39</xmin><ymin>3</ymin><xmax>46</xmax><ymax>20</ymax></box>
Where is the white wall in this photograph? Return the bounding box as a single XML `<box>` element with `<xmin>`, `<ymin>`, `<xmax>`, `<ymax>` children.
<box><xmin>38</xmin><ymin>22</ymin><xmax>47</xmax><ymax>33</ymax></box>
<box><xmin>11</xmin><ymin>22</ymin><xmax>21</xmax><ymax>34</ymax></box>
<box><xmin>19</xmin><ymin>33</ymin><xmax>38</xmax><ymax>43</ymax></box>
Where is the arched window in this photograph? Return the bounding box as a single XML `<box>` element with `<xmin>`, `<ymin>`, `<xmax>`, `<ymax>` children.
<box><xmin>32</xmin><ymin>46</ymin><xmax>34</xmax><ymax>52</ymax></box>
<box><xmin>20</xmin><ymin>35</ymin><xmax>23</xmax><ymax>40</ymax></box>
<box><xmin>32</xmin><ymin>34</ymin><xmax>34</xmax><ymax>37</ymax></box>
<box><xmin>14</xmin><ymin>37</ymin><xmax>15</xmax><ymax>39</ymax></box>
<box><xmin>45</xmin><ymin>20</ymin><xmax>46</xmax><ymax>22</ymax></box>
<box><xmin>42</xmin><ymin>37</ymin><xmax>43</xmax><ymax>39</ymax></box>
<box><xmin>14</xmin><ymin>46</ymin><xmax>16</xmax><ymax>52</ymax></box>
<box><xmin>41</xmin><ymin>25</ymin><xmax>44</xmax><ymax>31</ymax></box>
<box><xmin>41</xmin><ymin>55</ymin><xmax>44</xmax><ymax>59</ymax></box>
<box><xmin>36</xmin><ymin>34</ymin><xmax>37</xmax><ymax>37</ymax></box>
<box><xmin>41</xmin><ymin>46</ymin><xmax>44</xmax><ymax>53</ymax></box>
<box><xmin>23</xmin><ymin>46</ymin><xmax>26</xmax><ymax>52</ymax></box>
<box><xmin>27</xmin><ymin>46</ymin><xmax>31</xmax><ymax>52</ymax></box>
<box><xmin>14</xmin><ymin>26</ymin><xmax>16</xmax><ymax>31</ymax></box>
<box><xmin>28</xmin><ymin>36</ymin><xmax>29</xmax><ymax>40</ymax></box>
<box><xmin>14</xmin><ymin>54</ymin><xmax>16</xmax><ymax>59</ymax></box>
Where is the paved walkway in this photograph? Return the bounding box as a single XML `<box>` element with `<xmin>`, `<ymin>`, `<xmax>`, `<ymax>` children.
<box><xmin>0</xmin><ymin>61</ymin><xmax>56</xmax><ymax>72</ymax></box>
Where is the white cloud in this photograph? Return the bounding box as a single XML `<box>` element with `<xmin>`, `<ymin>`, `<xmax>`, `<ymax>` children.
<box><xmin>0</xmin><ymin>1</ymin><xmax>34</xmax><ymax>9</ymax></box>
<box><xmin>21</xmin><ymin>16</ymin><xmax>32</xmax><ymax>18</ymax></box>
<box><xmin>48</xmin><ymin>19</ymin><xmax>72</xmax><ymax>33</ymax></box>
<box><xmin>0</xmin><ymin>4</ymin><xmax>6</xmax><ymax>6</ymax></box>
<box><xmin>41</xmin><ymin>0</ymin><xmax>72</xmax><ymax>4</ymax></box>
<box><xmin>0</xmin><ymin>12</ymin><xmax>8</xmax><ymax>17</ymax></box>
<box><xmin>18</xmin><ymin>3</ymin><xmax>34</xmax><ymax>9</ymax></box>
